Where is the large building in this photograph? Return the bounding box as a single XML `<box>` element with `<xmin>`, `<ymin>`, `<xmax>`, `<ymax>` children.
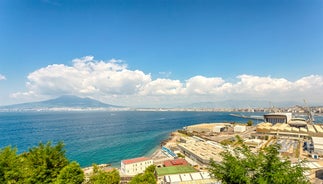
<box><xmin>178</xmin><ymin>141</ymin><xmax>224</xmax><ymax>166</ymax></box>
<box><xmin>185</xmin><ymin>123</ymin><xmax>231</xmax><ymax>133</ymax></box>
<box><xmin>120</xmin><ymin>157</ymin><xmax>153</xmax><ymax>176</ymax></box>
<box><xmin>264</xmin><ymin>113</ymin><xmax>292</xmax><ymax>124</ymax></box>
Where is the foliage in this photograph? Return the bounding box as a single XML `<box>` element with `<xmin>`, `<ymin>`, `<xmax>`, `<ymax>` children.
<box><xmin>177</xmin><ymin>129</ymin><xmax>193</xmax><ymax>137</ymax></box>
<box><xmin>129</xmin><ymin>165</ymin><xmax>156</xmax><ymax>184</ymax></box>
<box><xmin>0</xmin><ymin>142</ymin><xmax>85</xmax><ymax>184</ymax></box>
<box><xmin>87</xmin><ymin>164</ymin><xmax>120</xmax><ymax>184</ymax></box>
<box><xmin>209</xmin><ymin>137</ymin><xmax>309</xmax><ymax>184</ymax></box>
<box><xmin>23</xmin><ymin>142</ymin><xmax>69</xmax><ymax>184</ymax></box>
<box><xmin>220</xmin><ymin>138</ymin><xmax>234</xmax><ymax>146</ymax></box>
<box><xmin>0</xmin><ymin>146</ymin><xmax>24</xmax><ymax>183</ymax></box>
<box><xmin>177</xmin><ymin>152</ymin><xmax>185</xmax><ymax>158</ymax></box>
<box><xmin>247</xmin><ymin>120</ymin><xmax>253</xmax><ymax>126</ymax></box>
<box><xmin>55</xmin><ymin>161</ymin><xmax>84</xmax><ymax>184</ymax></box>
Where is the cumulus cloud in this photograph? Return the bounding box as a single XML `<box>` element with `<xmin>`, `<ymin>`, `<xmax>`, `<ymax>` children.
<box><xmin>185</xmin><ymin>76</ymin><xmax>226</xmax><ymax>94</ymax></box>
<box><xmin>140</xmin><ymin>78</ymin><xmax>183</xmax><ymax>95</ymax></box>
<box><xmin>12</xmin><ymin>56</ymin><xmax>151</xmax><ymax>99</ymax></box>
<box><xmin>11</xmin><ymin>56</ymin><xmax>323</xmax><ymax>106</ymax></box>
<box><xmin>0</xmin><ymin>74</ymin><xmax>6</xmax><ymax>80</ymax></box>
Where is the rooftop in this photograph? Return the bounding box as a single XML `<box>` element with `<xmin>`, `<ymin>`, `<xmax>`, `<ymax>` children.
<box><xmin>121</xmin><ymin>157</ymin><xmax>151</xmax><ymax>165</ymax></box>
<box><xmin>164</xmin><ymin>158</ymin><xmax>188</xmax><ymax>167</ymax></box>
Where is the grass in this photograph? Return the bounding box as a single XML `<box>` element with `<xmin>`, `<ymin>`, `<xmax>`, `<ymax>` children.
<box><xmin>156</xmin><ymin>166</ymin><xmax>197</xmax><ymax>176</ymax></box>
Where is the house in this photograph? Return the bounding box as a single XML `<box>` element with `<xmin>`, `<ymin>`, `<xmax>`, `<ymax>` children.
<box><xmin>120</xmin><ymin>157</ymin><xmax>153</xmax><ymax>176</ymax></box>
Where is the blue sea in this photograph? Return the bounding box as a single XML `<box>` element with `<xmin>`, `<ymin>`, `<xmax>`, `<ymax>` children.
<box><xmin>1</xmin><ymin>111</ymin><xmax>316</xmax><ymax>167</ymax></box>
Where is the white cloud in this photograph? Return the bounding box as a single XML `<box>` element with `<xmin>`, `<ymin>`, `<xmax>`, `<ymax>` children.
<box><xmin>0</xmin><ymin>74</ymin><xmax>6</xmax><ymax>80</ymax></box>
<box><xmin>11</xmin><ymin>56</ymin><xmax>323</xmax><ymax>106</ymax></box>
<box><xmin>140</xmin><ymin>78</ymin><xmax>183</xmax><ymax>95</ymax></box>
<box><xmin>12</xmin><ymin>56</ymin><xmax>151</xmax><ymax>100</ymax></box>
<box><xmin>184</xmin><ymin>76</ymin><xmax>226</xmax><ymax>94</ymax></box>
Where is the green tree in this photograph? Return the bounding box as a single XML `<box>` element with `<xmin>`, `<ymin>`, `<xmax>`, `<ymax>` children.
<box><xmin>129</xmin><ymin>165</ymin><xmax>156</xmax><ymax>184</ymax></box>
<box><xmin>23</xmin><ymin>142</ymin><xmax>69</xmax><ymax>184</ymax></box>
<box><xmin>247</xmin><ymin>120</ymin><xmax>253</xmax><ymax>126</ymax></box>
<box><xmin>144</xmin><ymin>165</ymin><xmax>156</xmax><ymax>173</ymax></box>
<box><xmin>209</xmin><ymin>140</ymin><xmax>309</xmax><ymax>184</ymax></box>
<box><xmin>0</xmin><ymin>146</ymin><xmax>24</xmax><ymax>183</ymax></box>
<box><xmin>87</xmin><ymin>164</ymin><xmax>120</xmax><ymax>184</ymax></box>
<box><xmin>55</xmin><ymin>161</ymin><xmax>84</xmax><ymax>184</ymax></box>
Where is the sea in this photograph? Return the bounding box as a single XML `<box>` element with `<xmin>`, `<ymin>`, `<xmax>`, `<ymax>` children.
<box><xmin>0</xmin><ymin>111</ymin><xmax>321</xmax><ymax>167</ymax></box>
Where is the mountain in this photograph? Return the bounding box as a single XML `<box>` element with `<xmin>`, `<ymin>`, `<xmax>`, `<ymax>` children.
<box><xmin>184</xmin><ymin>100</ymin><xmax>303</xmax><ymax>109</ymax></box>
<box><xmin>0</xmin><ymin>95</ymin><xmax>123</xmax><ymax>111</ymax></box>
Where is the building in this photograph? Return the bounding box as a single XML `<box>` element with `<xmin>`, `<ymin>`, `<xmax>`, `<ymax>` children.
<box><xmin>213</xmin><ymin>125</ymin><xmax>225</xmax><ymax>133</ymax></box>
<box><xmin>120</xmin><ymin>157</ymin><xmax>153</xmax><ymax>176</ymax></box>
<box><xmin>234</xmin><ymin>125</ymin><xmax>246</xmax><ymax>133</ymax></box>
<box><xmin>155</xmin><ymin>165</ymin><xmax>197</xmax><ymax>182</ymax></box>
<box><xmin>312</xmin><ymin>137</ymin><xmax>323</xmax><ymax>155</ymax></box>
<box><xmin>162</xmin><ymin>172</ymin><xmax>219</xmax><ymax>184</ymax></box>
<box><xmin>164</xmin><ymin>158</ymin><xmax>188</xmax><ymax>167</ymax></box>
<box><xmin>178</xmin><ymin>141</ymin><xmax>224</xmax><ymax>166</ymax></box>
<box><xmin>185</xmin><ymin>123</ymin><xmax>231</xmax><ymax>134</ymax></box>
<box><xmin>264</xmin><ymin>113</ymin><xmax>292</xmax><ymax>124</ymax></box>
<box><xmin>255</xmin><ymin>122</ymin><xmax>323</xmax><ymax>139</ymax></box>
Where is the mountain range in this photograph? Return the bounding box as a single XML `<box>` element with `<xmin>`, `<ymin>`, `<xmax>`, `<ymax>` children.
<box><xmin>0</xmin><ymin>95</ymin><xmax>315</xmax><ymax>111</ymax></box>
<box><xmin>183</xmin><ymin>100</ymin><xmax>304</xmax><ymax>109</ymax></box>
<box><xmin>0</xmin><ymin>95</ymin><xmax>122</xmax><ymax>111</ymax></box>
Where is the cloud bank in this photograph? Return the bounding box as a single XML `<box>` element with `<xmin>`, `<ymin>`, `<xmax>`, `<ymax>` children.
<box><xmin>12</xmin><ymin>56</ymin><xmax>323</xmax><ymax>107</ymax></box>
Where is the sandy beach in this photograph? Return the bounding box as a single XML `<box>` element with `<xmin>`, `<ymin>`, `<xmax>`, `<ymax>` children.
<box><xmin>149</xmin><ymin>131</ymin><xmax>181</xmax><ymax>162</ymax></box>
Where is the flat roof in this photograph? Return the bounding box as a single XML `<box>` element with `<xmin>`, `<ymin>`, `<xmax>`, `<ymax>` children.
<box><xmin>163</xmin><ymin>172</ymin><xmax>215</xmax><ymax>183</ymax></box>
<box><xmin>156</xmin><ymin>166</ymin><xmax>197</xmax><ymax>176</ymax></box>
<box><xmin>122</xmin><ymin>157</ymin><xmax>151</xmax><ymax>165</ymax></box>
<box><xmin>178</xmin><ymin>141</ymin><xmax>224</xmax><ymax>163</ymax></box>
<box><xmin>164</xmin><ymin>158</ymin><xmax>188</xmax><ymax>167</ymax></box>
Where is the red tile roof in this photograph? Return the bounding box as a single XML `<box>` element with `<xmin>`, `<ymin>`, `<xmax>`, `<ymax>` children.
<box><xmin>164</xmin><ymin>158</ymin><xmax>188</xmax><ymax>167</ymax></box>
<box><xmin>122</xmin><ymin>157</ymin><xmax>151</xmax><ymax>165</ymax></box>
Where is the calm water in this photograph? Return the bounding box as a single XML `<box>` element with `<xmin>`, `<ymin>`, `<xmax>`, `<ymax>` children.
<box><xmin>1</xmin><ymin>111</ymin><xmax>318</xmax><ymax>167</ymax></box>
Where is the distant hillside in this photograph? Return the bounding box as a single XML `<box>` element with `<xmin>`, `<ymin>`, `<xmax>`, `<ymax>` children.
<box><xmin>0</xmin><ymin>95</ymin><xmax>122</xmax><ymax>111</ymax></box>
<box><xmin>184</xmin><ymin>100</ymin><xmax>303</xmax><ymax>109</ymax></box>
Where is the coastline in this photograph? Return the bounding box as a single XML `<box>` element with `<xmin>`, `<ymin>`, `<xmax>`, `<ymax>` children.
<box><xmin>148</xmin><ymin>131</ymin><xmax>179</xmax><ymax>161</ymax></box>
<box><xmin>83</xmin><ymin>131</ymin><xmax>177</xmax><ymax>171</ymax></box>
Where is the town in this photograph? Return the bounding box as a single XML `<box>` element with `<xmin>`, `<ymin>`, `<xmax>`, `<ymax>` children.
<box><xmin>84</xmin><ymin>110</ymin><xmax>323</xmax><ymax>184</ymax></box>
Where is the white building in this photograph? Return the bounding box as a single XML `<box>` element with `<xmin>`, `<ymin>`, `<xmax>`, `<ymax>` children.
<box><xmin>312</xmin><ymin>137</ymin><xmax>323</xmax><ymax>155</ymax></box>
<box><xmin>120</xmin><ymin>157</ymin><xmax>153</xmax><ymax>176</ymax></box>
<box><xmin>163</xmin><ymin>172</ymin><xmax>219</xmax><ymax>184</ymax></box>
<box><xmin>234</xmin><ymin>125</ymin><xmax>246</xmax><ymax>133</ymax></box>
<box><xmin>213</xmin><ymin>125</ymin><xmax>225</xmax><ymax>133</ymax></box>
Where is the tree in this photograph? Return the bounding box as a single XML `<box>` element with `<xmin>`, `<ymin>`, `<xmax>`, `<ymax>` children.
<box><xmin>23</xmin><ymin>142</ymin><xmax>69</xmax><ymax>184</ymax></box>
<box><xmin>106</xmin><ymin>169</ymin><xmax>120</xmax><ymax>184</ymax></box>
<box><xmin>0</xmin><ymin>146</ymin><xmax>24</xmax><ymax>183</ymax></box>
<box><xmin>128</xmin><ymin>165</ymin><xmax>156</xmax><ymax>184</ymax></box>
<box><xmin>247</xmin><ymin>120</ymin><xmax>253</xmax><ymax>126</ymax></box>
<box><xmin>0</xmin><ymin>142</ymin><xmax>81</xmax><ymax>184</ymax></box>
<box><xmin>209</xmin><ymin>139</ymin><xmax>309</xmax><ymax>184</ymax></box>
<box><xmin>55</xmin><ymin>161</ymin><xmax>84</xmax><ymax>184</ymax></box>
<box><xmin>87</xmin><ymin>164</ymin><xmax>120</xmax><ymax>184</ymax></box>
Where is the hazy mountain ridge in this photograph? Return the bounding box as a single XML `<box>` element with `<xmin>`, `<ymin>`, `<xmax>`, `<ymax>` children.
<box><xmin>184</xmin><ymin>100</ymin><xmax>307</xmax><ymax>109</ymax></box>
<box><xmin>0</xmin><ymin>95</ymin><xmax>122</xmax><ymax>111</ymax></box>
<box><xmin>0</xmin><ymin>96</ymin><xmax>320</xmax><ymax>111</ymax></box>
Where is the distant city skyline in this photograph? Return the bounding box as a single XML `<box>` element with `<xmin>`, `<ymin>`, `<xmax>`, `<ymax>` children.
<box><xmin>0</xmin><ymin>0</ymin><xmax>323</xmax><ymax>107</ymax></box>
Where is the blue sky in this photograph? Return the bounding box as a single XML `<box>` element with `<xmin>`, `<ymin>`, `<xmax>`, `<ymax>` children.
<box><xmin>0</xmin><ymin>0</ymin><xmax>323</xmax><ymax>107</ymax></box>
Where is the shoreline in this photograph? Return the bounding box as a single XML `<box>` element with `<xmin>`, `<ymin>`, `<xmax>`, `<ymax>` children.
<box><xmin>83</xmin><ymin>131</ymin><xmax>177</xmax><ymax>170</ymax></box>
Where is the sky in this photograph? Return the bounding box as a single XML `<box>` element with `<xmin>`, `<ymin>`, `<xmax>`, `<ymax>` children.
<box><xmin>0</xmin><ymin>0</ymin><xmax>323</xmax><ymax>107</ymax></box>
